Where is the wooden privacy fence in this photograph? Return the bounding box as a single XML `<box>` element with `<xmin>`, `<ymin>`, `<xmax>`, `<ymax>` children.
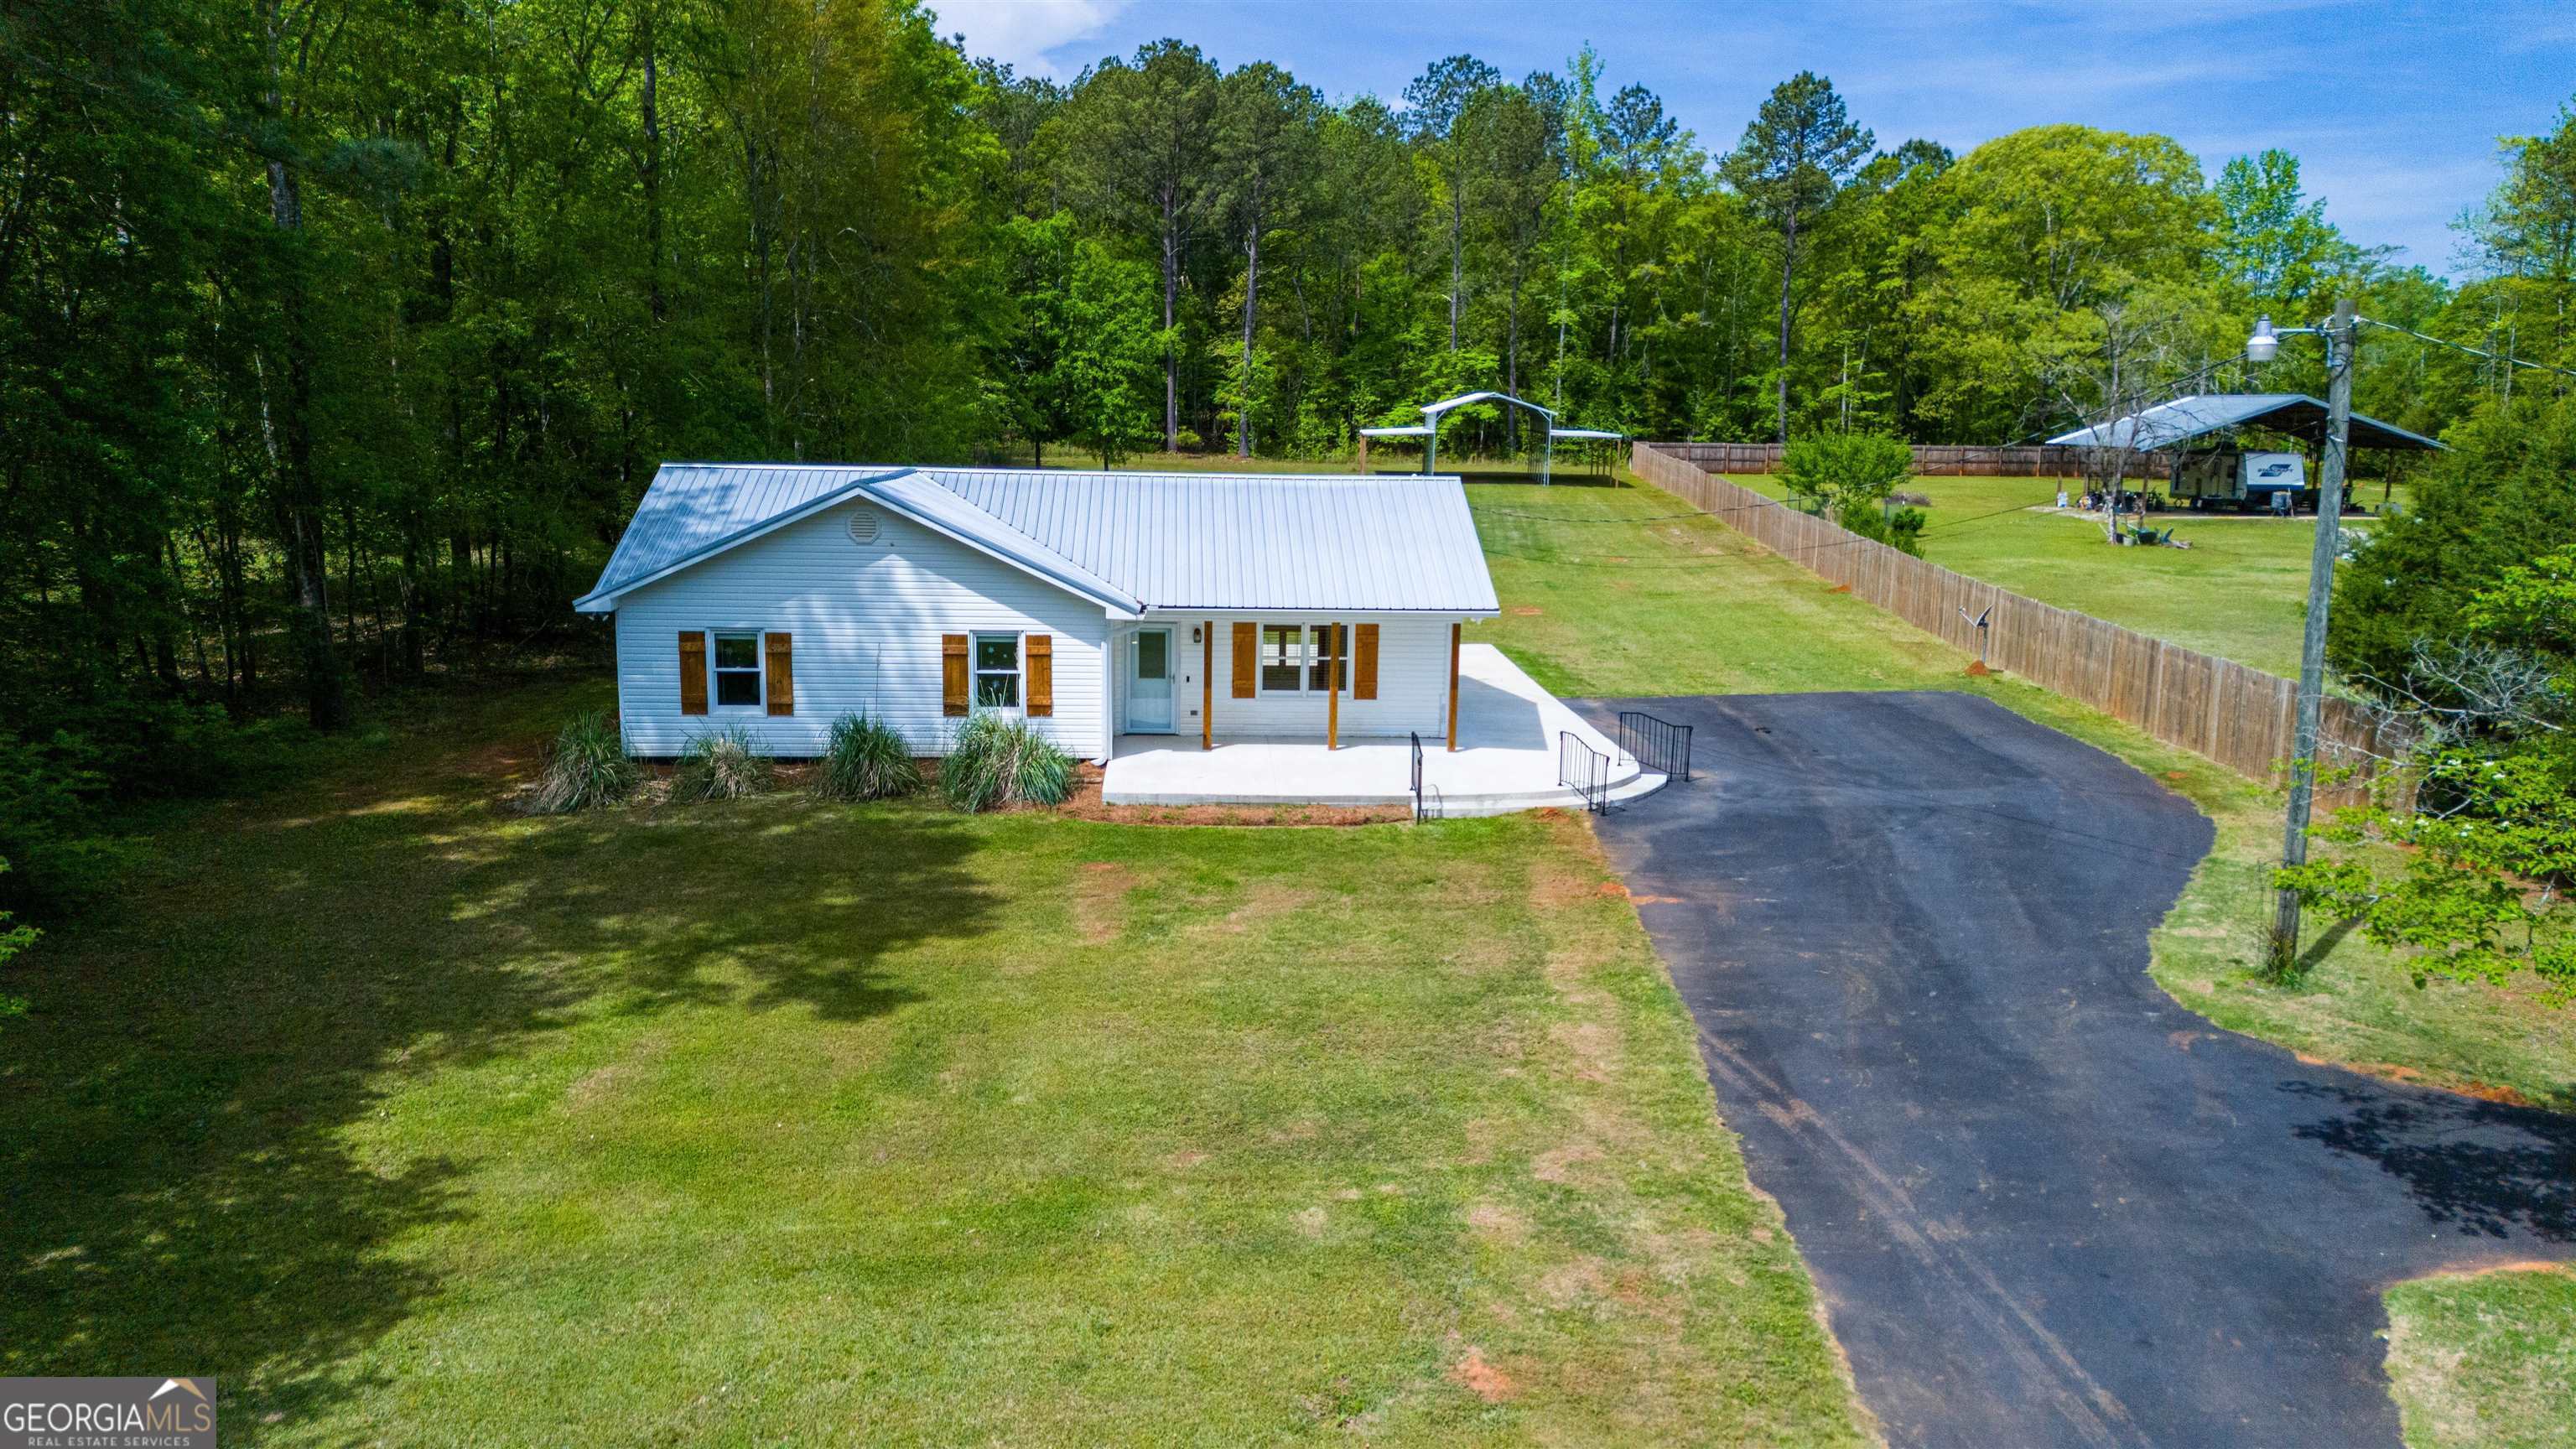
<box><xmin>1653</xmin><ymin>440</ymin><xmax>2096</xmax><ymax>477</ymax></box>
<box><xmin>1629</xmin><ymin>443</ymin><xmax>2408</xmax><ymax>805</ymax></box>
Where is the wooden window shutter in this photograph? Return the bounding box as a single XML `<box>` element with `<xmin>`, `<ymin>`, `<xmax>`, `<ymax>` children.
<box><xmin>1025</xmin><ymin>634</ymin><xmax>1053</xmax><ymax>717</ymax></box>
<box><xmin>942</xmin><ymin>634</ymin><xmax>969</xmax><ymax>716</ymax></box>
<box><xmin>678</xmin><ymin>631</ymin><xmax>709</xmax><ymax>715</ymax></box>
<box><xmin>763</xmin><ymin>632</ymin><xmax>794</xmax><ymax>716</ymax></box>
<box><xmin>1353</xmin><ymin>625</ymin><xmax>1379</xmax><ymax>700</ymax></box>
<box><xmin>1230</xmin><ymin>622</ymin><xmax>1256</xmax><ymax>699</ymax></box>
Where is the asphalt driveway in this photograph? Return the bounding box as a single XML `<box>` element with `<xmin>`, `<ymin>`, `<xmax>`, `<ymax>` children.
<box><xmin>1573</xmin><ymin>691</ymin><xmax>2574</xmax><ymax>1449</ymax></box>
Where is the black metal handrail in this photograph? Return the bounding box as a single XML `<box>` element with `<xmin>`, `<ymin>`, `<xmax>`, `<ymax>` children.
<box><xmin>1616</xmin><ymin>709</ymin><xmax>1694</xmax><ymax>783</ymax></box>
<box><xmin>1558</xmin><ymin>730</ymin><xmax>1609</xmax><ymax>814</ymax></box>
<box><xmin>1409</xmin><ymin>731</ymin><xmax>1425</xmax><ymax>820</ymax></box>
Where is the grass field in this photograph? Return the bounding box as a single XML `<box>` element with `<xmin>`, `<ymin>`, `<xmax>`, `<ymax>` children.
<box><xmin>0</xmin><ymin>676</ymin><xmax>1866</xmax><ymax>1446</ymax></box>
<box><xmin>2384</xmin><ymin>1265</ymin><xmax>2576</xmax><ymax>1449</ymax></box>
<box><xmin>1721</xmin><ymin>470</ymin><xmax>2414</xmax><ymax>678</ymax></box>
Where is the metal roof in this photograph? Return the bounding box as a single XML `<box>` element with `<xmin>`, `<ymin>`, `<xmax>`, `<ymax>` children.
<box><xmin>2045</xmin><ymin>393</ymin><xmax>2445</xmax><ymax>453</ymax></box>
<box><xmin>915</xmin><ymin>468</ymin><xmax>1498</xmax><ymax>613</ymax></box>
<box><xmin>583</xmin><ymin>464</ymin><xmax>894</xmax><ymax>609</ymax></box>
<box><xmin>1420</xmin><ymin>390</ymin><xmax>1554</xmax><ymax>421</ymax></box>
<box><xmin>575</xmin><ymin>465</ymin><xmax>1499</xmax><ymax>615</ymax></box>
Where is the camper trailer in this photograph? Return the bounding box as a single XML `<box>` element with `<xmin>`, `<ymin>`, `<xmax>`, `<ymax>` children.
<box><xmin>2171</xmin><ymin>448</ymin><xmax>2308</xmax><ymax>512</ymax></box>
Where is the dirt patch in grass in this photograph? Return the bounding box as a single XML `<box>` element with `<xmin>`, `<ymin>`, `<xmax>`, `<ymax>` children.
<box><xmin>1214</xmin><ymin>881</ymin><xmax>1319</xmax><ymax>934</ymax></box>
<box><xmin>1550</xmin><ymin>1021</ymin><xmax>1621</xmax><ymax>1083</ymax></box>
<box><xmin>1448</xmin><ymin>1347</ymin><xmax>1519</xmax><ymax>1403</ymax></box>
<box><xmin>1465</xmin><ymin>1201</ymin><xmax>1529</xmax><ymax>1244</ymax></box>
<box><xmin>1525</xmin><ymin>823</ymin><xmax>1623</xmax><ymax>913</ymax></box>
<box><xmin>1530</xmin><ymin>1138</ymin><xmax>1606</xmax><ymax>1185</ymax></box>
<box><xmin>1535</xmin><ymin>1256</ymin><xmax>1613</xmax><ymax>1309</ymax></box>
<box><xmin>1072</xmin><ymin>860</ymin><xmax>1138</xmax><ymax>943</ymax></box>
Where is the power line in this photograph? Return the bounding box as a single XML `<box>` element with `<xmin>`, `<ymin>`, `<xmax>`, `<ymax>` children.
<box><xmin>2354</xmin><ymin>315</ymin><xmax>2576</xmax><ymax>382</ymax></box>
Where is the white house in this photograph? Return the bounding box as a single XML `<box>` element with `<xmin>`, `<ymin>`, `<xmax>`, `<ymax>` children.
<box><xmin>573</xmin><ymin>464</ymin><xmax>1504</xmax><ymax>763</ymax></box>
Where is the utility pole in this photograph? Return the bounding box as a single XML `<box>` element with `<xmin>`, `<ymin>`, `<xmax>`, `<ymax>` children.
<box><xmin>2270</xmin><ymin>297</ymin><xmax>2355</xmax><ymax>970</ymax></box>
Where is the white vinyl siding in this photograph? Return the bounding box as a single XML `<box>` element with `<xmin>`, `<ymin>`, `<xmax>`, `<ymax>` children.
<box><xmin>1161</xmin><ymin>614</ymin><xmax>1457</xmax><ymax>740</ymax></box>
<box><xmin>612</xmin><ymin>500</ymin><xmax>1109</xmax><ymax>757</ymax></box>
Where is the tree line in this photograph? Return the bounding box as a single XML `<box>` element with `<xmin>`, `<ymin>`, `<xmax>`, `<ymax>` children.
<box><xmin>4</xmin><ymin>0</ymin><xmax>2574</xmax><ymax>915</ymax></box>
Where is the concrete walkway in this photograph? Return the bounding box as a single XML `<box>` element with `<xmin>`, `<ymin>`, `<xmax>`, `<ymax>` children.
<box><xmin>1576</xmin><ymin>690</ymin><xmax>2573</xmax><ymax>1448</ymax></box>
<box><xmin>1102</xmin><ymin>644</ymin><xmax>1659</xmax><ymax>814</ymax></box>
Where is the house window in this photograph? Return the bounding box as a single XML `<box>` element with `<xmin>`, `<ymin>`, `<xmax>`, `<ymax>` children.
<box><xmin>1306</xmin><ymin>624</ymin><xmax>1346</xmax><ymax>693</ymax></box>
<box><xmin>1257</xmin><ymin>623</ymin><xmax>1348</xmax><ymax>695</ymax></box>
<box><xmin>974</xmin><ymin>632</ymin><xmax>1021</xmax><ymax>709</ymax></box>
<box><xmin>1259</xmin><ymin>624</ymin><xmax>1306</xmax><ymax>693</ymax></box>
<box><xmin>712</xmin><ymin>632</ymin><xmax>762</xmax><ymax>706</ymax></box>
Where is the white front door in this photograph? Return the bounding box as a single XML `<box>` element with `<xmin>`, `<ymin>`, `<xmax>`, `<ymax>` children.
<box><xmin>1126</xmin><ymin>627</ymin><xmax>1175</xmax><ymax>733</ymax></box>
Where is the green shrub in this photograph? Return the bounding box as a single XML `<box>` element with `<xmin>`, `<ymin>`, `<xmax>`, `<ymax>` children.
<box><xmin>815</xmin><ymin>713</ymin><xmax>919</xmax><ymax>802</ymax></box>
<box><xmin>0</xmin><ymin>730</ymin><xmax>124</xmax><ymax>916</ymax></box>
<box><xmin>1782</xmin><ymin>432</ymin><xmax>1914</xmax><ymax>517</ymax></box>
<box><xmin>941</xmin><ymin>713</ymin><xmax>1074</xmax><ymax>813</ymax></box>
<box><xmin>1836</xmin><ymin>495</ymin><xmax>1929</xmax><ymax>558</ymax></box>
<box><xmin>0</xmin><ymin>858</ymin><xmax>33</xmax><ymax>1032</ymax></box>
<box><xmin>529</xmin><ymin>710</ymin><xmax>641</xmax><ymax>813</ymax></box>
<box><xmin>674</xmin><ymin>724</ymin><xmax>775</xmax><ymax>802</ymax></box>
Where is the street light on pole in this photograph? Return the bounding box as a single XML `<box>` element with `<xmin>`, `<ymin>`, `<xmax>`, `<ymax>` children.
<box><xmin>2242</xmin><ymin>303</ymin><xmax>2576</xmax><ymax>971</ymax></box>
<box><xmin>2244</xmin><ymin>299</ymin><xmax>2354</xmax><ymax>971</ymax></box>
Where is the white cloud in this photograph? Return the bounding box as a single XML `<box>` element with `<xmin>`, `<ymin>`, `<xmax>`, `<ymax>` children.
<box><xmin>927</xmin><ymin>0</ymin><xmax>1132</xmax><ymax>77</ymax></box>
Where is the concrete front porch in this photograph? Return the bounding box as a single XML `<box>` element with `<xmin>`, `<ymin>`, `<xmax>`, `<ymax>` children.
<box><xmin>1101</xmin><ymin>644</ymin><xmax>1662</xmax><ymax>815</ymax></box>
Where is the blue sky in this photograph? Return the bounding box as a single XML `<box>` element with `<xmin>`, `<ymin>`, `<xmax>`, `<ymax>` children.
<box><xmin>930</xmin><ymin>0</ymin><xmax>2576</xmax><ymax>277</ymax></box>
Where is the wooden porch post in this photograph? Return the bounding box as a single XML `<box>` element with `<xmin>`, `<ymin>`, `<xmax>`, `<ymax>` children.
<box><xmin>1356</xmin><ymin>434</ymin><xmax>1368</xmax><ymax>474</ymax></box>
<box><xmin>1446</xmin><ymin>622</ymin><xmax>1461</xmax><ymax>751</ymax></box>
<box><xmin>1326</xmin><ymin>622</ymin><xmax>1340</xmax><ymax>750</ymax></box>
<box><xmin>1202</xmin><ymin>621</ymin><xmax>1213</xmax><ymax>750</ymax></box>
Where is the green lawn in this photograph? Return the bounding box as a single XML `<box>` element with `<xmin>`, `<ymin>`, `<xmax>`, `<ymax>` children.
<box><xmin>2385</xmin><ymin>1266</ymin><xmax>2576</xmax><ymax>1449</ymax></box>
<box><xmin>1722</xmin><ymin>470</ymin><xmax>2412</xmax><ymax>678</ymax></box>
<box><xmin>0</xmin><ymin>677</ymin><xmax>1865</xmax><ymax>1446</ymax></box>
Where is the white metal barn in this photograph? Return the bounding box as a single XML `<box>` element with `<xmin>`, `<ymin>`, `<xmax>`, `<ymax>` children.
<box><xmin>574</xmin><ymin>464</ymin><xmax>1507</xmax><ymax>766</ymax></box>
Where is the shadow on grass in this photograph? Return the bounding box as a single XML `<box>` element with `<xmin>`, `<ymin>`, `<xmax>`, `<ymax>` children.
<box><xmin>2294</xmin><ymin>916</ymin><xmax>2360</xmax><ymax>976</ymax></box>
<box><xmin>0</xmin><ymin>705</ymin><xmax>990</xmax><ymax>1428</ymax></box>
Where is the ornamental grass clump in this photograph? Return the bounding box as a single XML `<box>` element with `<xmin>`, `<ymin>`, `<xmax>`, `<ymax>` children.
<box><xmin>674</xmin><ymin>724</ymin><xmax>774</xmax><ymax>802</ymax></box>
<box><xmin>528</xmin><ymin>710</ymin><xmax>641</xmax><ymax>813</ymax></box>
<box><xmin>941</xmin><ymin>712</ymin><xmax>1073</xmax><ymax>813</ymax></box>
<box><xmin>814</xmin><ymin>713</ymin><xmax>919</xmax><ymax>802</ymax></box>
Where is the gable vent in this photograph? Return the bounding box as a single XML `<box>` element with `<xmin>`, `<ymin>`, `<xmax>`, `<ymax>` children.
<box><xmin>847</xmin><ymin>508</ymin><xmax>880</xmax><ymax>545</ymax></box>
